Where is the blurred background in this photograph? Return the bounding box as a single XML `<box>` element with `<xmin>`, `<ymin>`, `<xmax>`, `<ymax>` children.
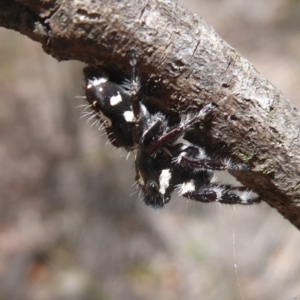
<box><xmin>0</xmin><ymin>0</ymin><xmax>300</xmax><ymax>299</ymax></box>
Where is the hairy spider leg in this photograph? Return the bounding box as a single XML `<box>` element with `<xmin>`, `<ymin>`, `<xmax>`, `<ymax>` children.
<box><xmin>140</xmin><ymin>119</ymin><xmax>163</xmax><ymax>145</ymax></box>
<box><xmin>180</xmin><ymin>180</ymin><xmax>261</xmax><ymax>204</ymax></box>
<box><xmin>128</xmin><ymin>48</ymin><xmax>143</xmax><ymax>144</ymax></box>
<box><xmin>174</xmin><ymin>144</ymin><xmax>249</xmax><ymax>171</ymax></box>
<box><xmin>171</xmin><ymin>143</ymin><xmax>260</xmax><ymax>205</ymax></box>
<box><xmin>146</xmin><ymin>104</ymin><xmax>214</xmax><ymax>155</ymax></box>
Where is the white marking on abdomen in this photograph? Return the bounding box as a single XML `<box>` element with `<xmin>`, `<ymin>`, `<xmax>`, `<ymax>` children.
<box><xmin>110</xmin><ymin>92</ymin><xmax>122</xmax><ymax>106</ymax></box>
<box><xmin>92</xmin><ymin>78</ymin><xmax>108</xmax><ymax>86</ymax></box>
<box><xmin>123</xmin><ymin>111</ymin><xmax>136</xmax><ymax>122</ymax></box>
<box><xmin>87</xmin><ymin>78</ymin><xmax>108</xmax><ymax>89</ymax></box>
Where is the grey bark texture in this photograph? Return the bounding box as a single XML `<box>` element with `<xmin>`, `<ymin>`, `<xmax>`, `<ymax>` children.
<box><xmin>1</xmin><ymin>0</ymin><xmax>300</xmax><ymax>229</ymax></box>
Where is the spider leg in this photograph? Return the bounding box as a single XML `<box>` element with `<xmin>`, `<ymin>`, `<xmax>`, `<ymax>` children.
<box><xmin>170</xmin><ymin>141</ymin><xmax>249</xmax><ymax>171</ymax></box>
<box><xmin>128</xmin><ymin>48</ymin><xmax>143</xmax><ymax>144</ymax></box>
<box><xmin>176</xmin><ymin>152</ymin><xmax>249</xmax><ymax>171</ymax></box>
<box><xmin>209</xmin><ymin>184</ymin><xmax>251</xmax><ymax>192</ymax></box>
<box><xmin>141</xmin><ymin>119</ymin><xmax>163</xmax><ymax>144</ymax></box>
<box><xmin>147</xmin><ymin>104</ymin><xmax>214</xmax><ymax>154</ymax></box>
<box><xmin>179</xmin><ymin>180</ymin><xmax>260</xmax><ymax>205</ymax></box>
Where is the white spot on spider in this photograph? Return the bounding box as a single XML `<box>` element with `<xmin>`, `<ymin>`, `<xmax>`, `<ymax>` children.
<box><xmin>179</xmin><ymin>181</ymin><xmax>195</xmax><ymax>195</ymax></box>
<box><xmin>213</xmin><ymin>186</ymin><xmax>225</xmax><ymax>202</ymax></box>
<box><xmin>198</xmin><ymin>148</ymin><xmax>207</xmax><ymax>159</ymax></box>
<box><xmin>110</xmin><ymin>92</ymin><xmax>122</xmax><ymax>106</ymax></box>
<box><xmin>87</xmin><ymin>78</ymin><xmax>108</xmax><ymax>89</ymax></box>
<box><xmin>159</xmin><ymin>169</ymin><xmax>172</xmax><ymax>195</ymax></box>
<box><xmin>240</xmin><ymin>190</ymin><xmax>253</xmax><ymax>204</ymax></box>
<box><xmin>123</xmin><ymin>111</ymin><xmax>136</xmax><ymax>122</ymax></box>
<box><xmin>92</xmin><ymin>78</ymin><xmax>108</xmax><ymax>86</ymax></box>
<box><xmin>92</xmin><ymin>101</ymin><xmax>97</xmax><ymax>107</ymax></box>
<box><xmin>98</xmin><ymin>86</ymin><xmax>103</xmax><ymax>92</ymax></box>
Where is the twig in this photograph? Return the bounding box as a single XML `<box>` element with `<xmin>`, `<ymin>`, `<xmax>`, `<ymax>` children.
<box><xmin>1</xmin><ymin>0</ymin><xmax>300</xmax><ymax>228</ymax></box>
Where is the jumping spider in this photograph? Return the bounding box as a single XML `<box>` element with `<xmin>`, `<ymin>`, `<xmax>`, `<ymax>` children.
<box><xmin>83</xmin><ymin>50</ymin><xmax>260</xmax><ymax>208</ymax></box>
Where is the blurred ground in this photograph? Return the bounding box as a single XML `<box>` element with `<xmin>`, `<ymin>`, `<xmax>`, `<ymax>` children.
<box><xmin>0</xmin><ymin>0</ymin><xmax>300</xmax><ymax>299</ymax></box>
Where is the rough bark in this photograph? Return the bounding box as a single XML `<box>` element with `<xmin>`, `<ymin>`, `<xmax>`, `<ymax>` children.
<box><xmin>1</xmin><ymin>0</ymin><xmax>300</xmax><ymax>229</ymax></box>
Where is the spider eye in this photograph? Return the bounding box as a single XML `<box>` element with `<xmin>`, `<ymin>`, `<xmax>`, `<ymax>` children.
<box><xmin>146</xmin><ymin>180</ymin><xmax>159</xmax><ymax>195</ymax></box>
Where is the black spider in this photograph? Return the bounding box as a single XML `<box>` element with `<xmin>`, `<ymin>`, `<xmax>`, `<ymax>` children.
<box><xmin>83</xmin><ymin>50</ymin><xmax>260</xmax><ymax>208</ymax></box>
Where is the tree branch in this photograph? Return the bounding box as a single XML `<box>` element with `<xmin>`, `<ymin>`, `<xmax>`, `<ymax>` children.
<box><xmin>1</xmin><ymin>0</ymin><xmax>300</xmax><ymax>229</ymax></box>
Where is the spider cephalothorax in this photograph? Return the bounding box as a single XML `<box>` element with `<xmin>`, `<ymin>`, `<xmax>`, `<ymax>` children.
<box><xmin>83</xmin><ymin>49</ymin><xmax>260</xmax><ymax>208</ymax></box>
